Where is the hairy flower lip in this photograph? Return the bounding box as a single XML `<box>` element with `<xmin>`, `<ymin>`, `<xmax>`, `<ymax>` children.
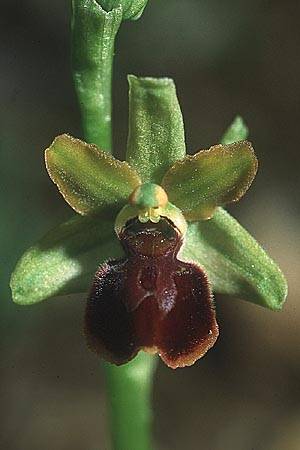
<box><xmin>85</xmin><ymin>215</ymin><xmax>219</xmax><ymax>369</ymax></box>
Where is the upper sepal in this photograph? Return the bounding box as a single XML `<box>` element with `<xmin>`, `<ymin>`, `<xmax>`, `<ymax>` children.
<box><xmin>126</xmin><ymin>75</ymin><xmax>186</xmax><ymax>183</ymax></box>
<box><xmin>162</xmin><ymin>141</ymin><xmax>258</xmax><ymax>221</ymax></box>
<box><xmin>45</xmin><ymin>134</ymin><xmax>141</xmax><ymax>215</ymax></box>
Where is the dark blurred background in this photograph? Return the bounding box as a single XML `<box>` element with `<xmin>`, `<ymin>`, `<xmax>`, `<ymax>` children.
<box><xmin>1</xmin><ymin>1</ymin><xmax>299</xmax><ymax>449</ymax></box>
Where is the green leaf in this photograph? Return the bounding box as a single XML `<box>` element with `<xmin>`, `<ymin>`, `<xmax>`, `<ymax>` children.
<box><xmin>10</xmin><ymin>212</ymin><xmax>124</xmax><ymax>305</ymax></box>
<box><xmin>98</xmin><ymin>0</ymin><xmax>149</xmax><ymax>20</ymax></box>
<box><xmin>126</xmin><ymin>75</ymin><xmax>186</xmax><ymax>183</ymax></box>
<box><xmin>221</xmin><ymin>115</ymin><xmax>249</xmax><ymax>145</ymax></box>
<box><xmin>162</xmin><ymin>141</ymin><xmax>258</xmax><ymax>221</ymax></box>
<box><xmin>71</xmin><ymin>0</ymin><xmax>123</xmax><ymax>151</ymax></box>
<box><xmin>179</xmin><ymin>208</ymin><xmax>287</xmax><ymax>310</ymax></box>
<box><xmin>45</xmin><ymin>134</ymin><xmax>141</xmax><ymax>215</ymax></box>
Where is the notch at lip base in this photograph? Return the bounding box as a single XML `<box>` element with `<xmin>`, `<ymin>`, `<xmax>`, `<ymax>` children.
<box><xmin>120</xmin><ymin>216</ymin><xmax>182</xmax><ymax>257</ymax></box>
<box><xmin>114</xmin><ymin>202</ymin><xmax>188</xmax><ymax>239</ymax></box>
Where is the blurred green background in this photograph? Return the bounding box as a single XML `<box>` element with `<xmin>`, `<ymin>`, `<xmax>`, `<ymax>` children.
<box><xmin>1</xmin><ymin>1</ymin><xmax>299</xmax><ymax>449</ymax></box>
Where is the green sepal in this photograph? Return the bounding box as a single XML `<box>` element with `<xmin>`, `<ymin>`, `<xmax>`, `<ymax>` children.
<box><xmin>71</xmin><ymin>0</ymin><xmax>123</xmax><ymax>151</ymax></box>
<box><xmin>162</xmin><ymin>141</ymin><xmax>258</xmax><ymax>221</ymax></box>
<box><xmin>10</xmin><ymin>212</ymin><xmax>124</xmax><ymax>305</ymax></box>
<box><xmin>126</xmin><ymin>75</ymin><xmax>186</xmax><ymax>183</ymax></box>
<box><xmin>98</xmin><ymin>0</ymin><xmax>149</xmax><ymax>20</ymax></box>
<box><xmin>177</xmin><ymin>115</ymin><xmax>287</xmax><ymax>310</ymax></box>
<box><xmin>221</xmin><ymin>115</ymin><xmax>249</xmax><ymax>145</ymax></box>
<box><xmin>45</xmin><ymin>134</ymin><xmax>141</xmax><ymax>215</ymax></box>
<box><xmin>179</xmin><ymin>208</ymin><xmax>287</xmax><ymax>310</ymax></box>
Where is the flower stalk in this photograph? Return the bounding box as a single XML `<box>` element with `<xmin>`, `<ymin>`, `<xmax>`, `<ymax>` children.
<box><xmin>104</xmin><ymin>354</ymin><xmax>157</xmax><ymax>450</ymax></box>
<box><xmin>71</xmin><ymin>0</ymin><xmax>122</xmax><ymax>151</ymax></box>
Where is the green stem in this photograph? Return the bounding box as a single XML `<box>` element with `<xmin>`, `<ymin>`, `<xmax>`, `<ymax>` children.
<box><xmin>104</xmin><ymin>354</ymin><xmax>157</xmax><ymax>450</ymax></box>
<box><xmin>71</xmin><ymin>0</ymin><xmax>122</xmax><ymax>152</ymax></box>
<box><xmin>71</xmin><ymin>2</ymin><xmax>155</xmax><ymax>450</ymax></box>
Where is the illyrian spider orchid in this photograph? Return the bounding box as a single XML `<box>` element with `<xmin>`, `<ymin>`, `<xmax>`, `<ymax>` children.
<box><xmin>10</xmin><ymin>76</ymin><xmax>287</xmax><ymax>369</ymax></box>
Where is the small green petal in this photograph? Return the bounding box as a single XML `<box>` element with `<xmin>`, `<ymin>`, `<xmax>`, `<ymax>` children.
<box><xmin>10</xmin><ymin>213</ymin><xmax>124</xmax><ymax>305</ymax></box>
<box><xmin>221</xmin><ymin>115</ymin><xmax>249</xmax><ymax>145</ymax></box>
<box><xmin>45</xmin><ymin>134</ymin><xmax>141</xmax><ymax>215</ymax></box>
<box><xmin>179</xmin><ymin>208</ymin><xmax>287</xmax><ymax>310</ymax></box>
<box><xmin>162</xmin><ymin>141</ymin><xmax>258</xmax><ymax>221</ymax></box>
<box><xmin>98</xmin><ymin>0</ymin><xmax>149</xmax><ymax>20</ymax></box>
<box><xmin>126</xmin><ymin>75</ymin><xmax>186</xmax><ymax>183</ymax></box>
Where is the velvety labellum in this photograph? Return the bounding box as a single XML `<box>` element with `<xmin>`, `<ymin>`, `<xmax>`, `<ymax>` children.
<box><xmin>85</xmin><ymin>217</ymin><xmax>219</xmax><ymax>369</ymax></box>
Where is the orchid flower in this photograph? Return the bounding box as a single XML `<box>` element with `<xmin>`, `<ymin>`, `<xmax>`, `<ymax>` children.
<box><xmin>10</xmin><ymin>76</ymin><xmax>287</xmax><ymax>369</ymax></box>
